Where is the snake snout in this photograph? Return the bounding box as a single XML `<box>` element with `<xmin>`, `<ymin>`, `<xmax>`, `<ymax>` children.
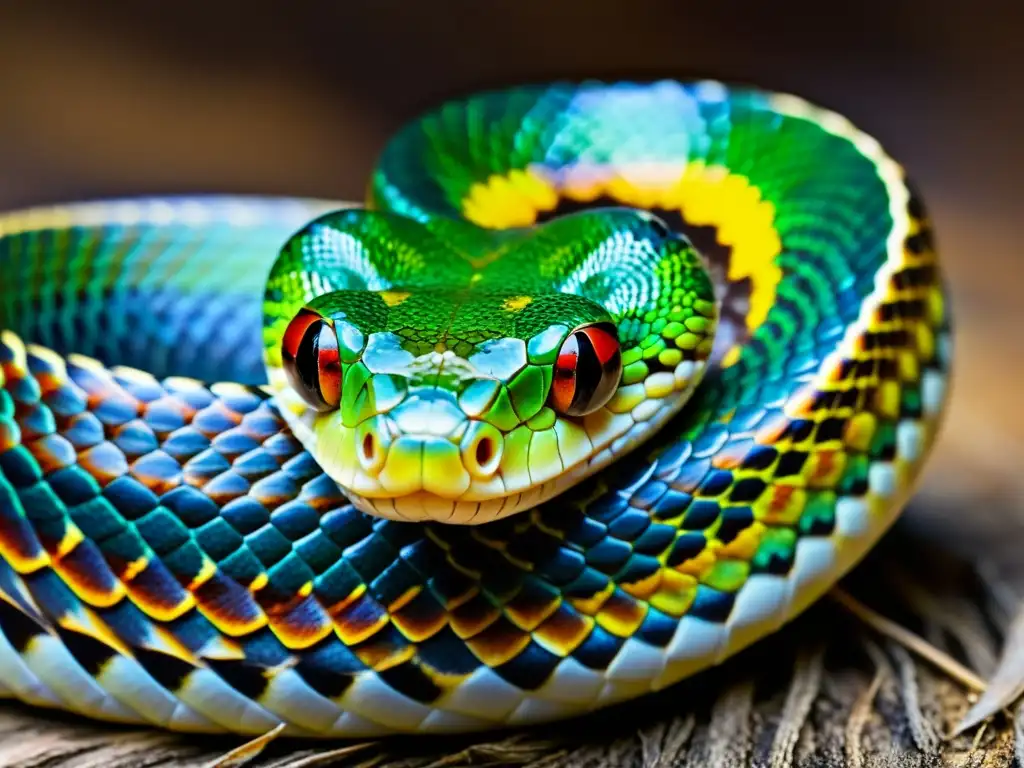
<box><xmin>340</xmin><ymin>383</ymin><xmax>513</xmax><ymax>510</ymax></box>
<box><xmin>390</xmin><ymin>392</ymin><xmax>465</xmax><ymax>437</ymax></box>
<box><xmin>354</xmin><ymin>390</ymin><xmax>499</xmax><ymax>500</ymax></box>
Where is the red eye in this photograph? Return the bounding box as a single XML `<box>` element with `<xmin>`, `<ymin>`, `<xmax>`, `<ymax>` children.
<box><xmin>549</xmin><ymin>322</ymin><xmax>622</xmax><ymax>417</ymax></box>
<box><xmin>281</xmin><ymin>308</ymin><xmax>341</xmax><ymax>411</ymax></box>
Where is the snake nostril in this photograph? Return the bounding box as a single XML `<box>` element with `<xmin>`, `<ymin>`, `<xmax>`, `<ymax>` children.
<box><xmin>462</xmin><ymin>422</ymin><xmax>503</xmax><ymax>479</ymax></box>
<box><xmin>475</xmin><ymin>437</ymin><xmax>494</xmax><ymax>468</ymax></box>
<box><xmin>355</xmin><ymin>416</ymin><xmax>390</xmax><ymax>475</ymax></box>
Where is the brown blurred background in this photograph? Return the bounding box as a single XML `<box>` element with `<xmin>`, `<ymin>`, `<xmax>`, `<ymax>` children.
<box><xmin>0</xmin><ymin>0</ymin><xmax>1020</xmax><ymax>510</ymax></box>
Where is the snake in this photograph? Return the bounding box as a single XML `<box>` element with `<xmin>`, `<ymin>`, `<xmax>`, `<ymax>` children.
<box><xmin>0</xmin><ymin>80</ymin><xmax>949</xmax><ymax>738</ymax></box>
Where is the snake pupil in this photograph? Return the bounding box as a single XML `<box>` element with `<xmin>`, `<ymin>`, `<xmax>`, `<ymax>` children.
<box><xmin>550</xmin><ymin>322</ymin><xmax>623</xmax><ymax>417</ymax></box>
<box><xmin>282</xmin><ymin>310</ymin><xmax>341</xmax><ymax>411</ymax></box>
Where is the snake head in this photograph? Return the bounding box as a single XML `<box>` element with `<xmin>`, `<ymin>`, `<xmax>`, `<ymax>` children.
<box><xmin>264</xmin><ymin>208</ymin><xmax>718</xmax><ymax>524</ymax></box>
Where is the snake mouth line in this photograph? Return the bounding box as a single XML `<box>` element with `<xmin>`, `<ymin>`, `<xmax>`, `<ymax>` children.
<box><xmin>353</xmin><ymin>486</ymin><xmax>563</xmax><ymax>524</ymax></box>
<box><xmin>328</xmin><ymin>362</ymin><xmax>709</xmax><ymax>524</ymax></box>
<box><xmin>266</xmin><ymin>346</ymin><xmax>709</xmax><ymax>524</ymax></box>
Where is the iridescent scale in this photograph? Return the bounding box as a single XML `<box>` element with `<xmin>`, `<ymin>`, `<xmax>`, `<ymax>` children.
<box><xmin>0</xmin><ymin>81</ymin><xmax>950</xmax><ymax>736</ymax></box>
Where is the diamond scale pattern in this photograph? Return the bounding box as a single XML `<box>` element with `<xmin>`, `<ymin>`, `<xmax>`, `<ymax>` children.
<box><xmin>0</xmin><ymin>82</ymin><xmax>950</xmax><ymax>737</ymax></box>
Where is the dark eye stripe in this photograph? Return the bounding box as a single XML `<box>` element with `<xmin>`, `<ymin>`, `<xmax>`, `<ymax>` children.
<box><xmin>572</xmin><ymin>330</ymin><xmax>607</xmax><ymax>407</ymax></box>
<box><xmin>579</xmin><ymin>324</ymin><xmax>619</xmax><ymax>366</ymax></box>
<box><xmin>316</xmin><ymin>327</ymin><xmax>341</xmax><ymax>407</ymax></box>
<box><xmin>551</xmin><ymin>334</ymin><xmax>579</xmax><ymax>413</ymax></box>
<box><xmin>282</xmin><ymin>309</ymin><xmax>341</xmax><ymax>412</ymax></box>
<box><xmin>549</xmin><ymin>323</ymin><xmax>622</xmax><ymax>417</ymax></box>
<box><xmin>282</xmin><ymin>307</ymin><xmax>322</xmax><ymax>365</ymax></box>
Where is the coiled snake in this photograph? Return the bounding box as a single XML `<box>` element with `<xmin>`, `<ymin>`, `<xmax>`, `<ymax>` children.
<box><xmin>0</xmin><ymin>81</ymin><xmax>949</xmax><ymax>737</ymax></box>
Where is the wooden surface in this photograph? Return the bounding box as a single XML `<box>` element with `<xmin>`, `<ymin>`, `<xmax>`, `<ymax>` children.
<box><xmin>0</xmin><ymin>4</ymin><xmax>1021</xmax><ymax>766</ymax></box>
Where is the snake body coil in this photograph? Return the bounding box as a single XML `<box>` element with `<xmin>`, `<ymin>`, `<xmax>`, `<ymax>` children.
<box><xmin>0</xmin><ymin>81</ymin><xmax>949</xmax><ymax>736</ymax></box>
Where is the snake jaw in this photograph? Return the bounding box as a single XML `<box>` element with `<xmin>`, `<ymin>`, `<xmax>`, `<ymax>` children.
<box><xmin>272</xmin><ymin>363</ymin><xmax>712</xmax><ymax>524</ymax></box>
<box><xmin>265</xmin><ymin>295</ymin><xmax>718</xmax><ymax>524</ymax></box>
<box><xmin>273</xmin><ymin>346</ymin><xmax>712</xmax><ymax>524</ymax></box>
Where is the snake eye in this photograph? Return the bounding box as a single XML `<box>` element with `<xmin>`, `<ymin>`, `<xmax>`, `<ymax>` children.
<box><xmin>549</xmin><ymin>322</ymin><xmax>622</xmax><ymax>417</ymax></box>
<box><xmin>281</xmin><ymin>308</ymin><xmax>341</xmax><ymax>411</ymax></box>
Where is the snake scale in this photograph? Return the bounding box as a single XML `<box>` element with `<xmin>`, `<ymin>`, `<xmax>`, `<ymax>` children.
<box><xmin>0</xmin><ymin>80</ymin><xmax>949</xmax><ymax>737</ymax></box>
